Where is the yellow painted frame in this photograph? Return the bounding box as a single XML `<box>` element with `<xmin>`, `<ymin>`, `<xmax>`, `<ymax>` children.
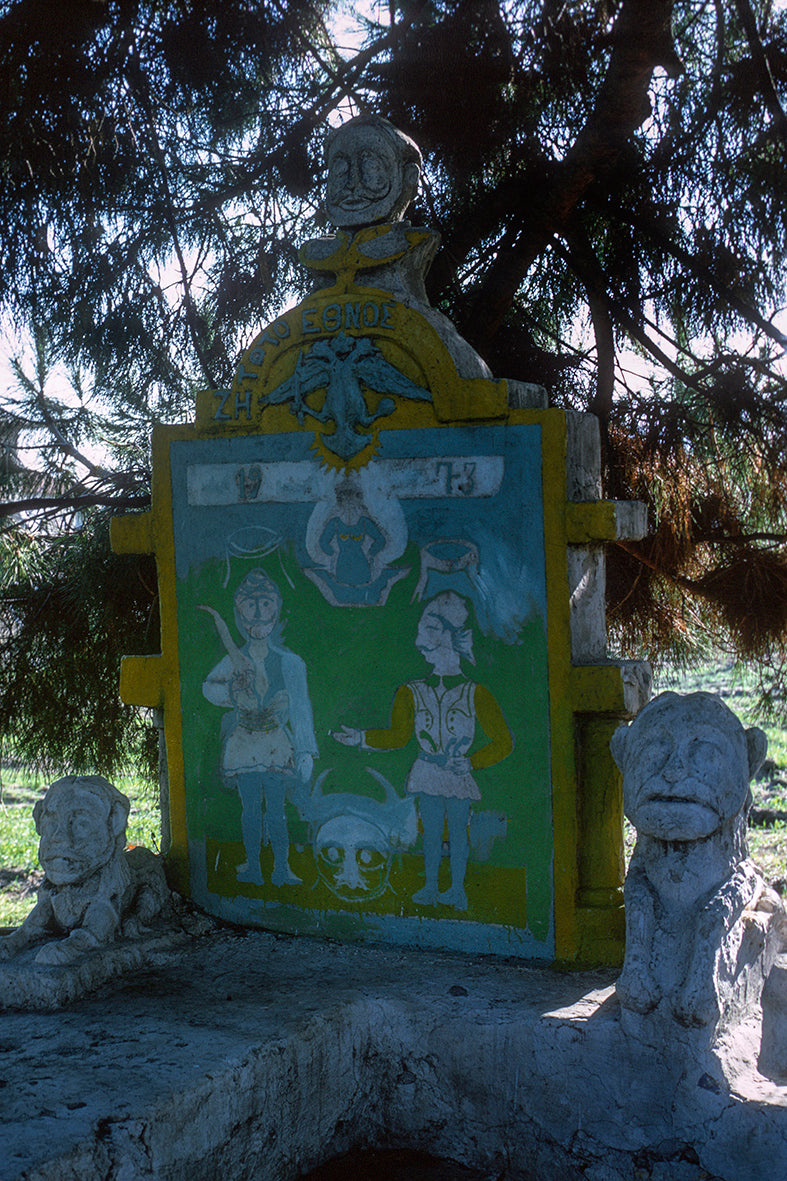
<box><xmin>112</xmin><ymin>285</ymin><xmax>633</xmax><ymax>965</ymax></box>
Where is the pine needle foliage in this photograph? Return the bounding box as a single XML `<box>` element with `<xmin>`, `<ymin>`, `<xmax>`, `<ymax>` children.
<box><xmin>0</xmin><ymin>511</ymin><xmax>159</xmax><ymax>779</ymax></box>
<box><xmin>0</xmin><ymin>0</ymin><xmax>786</xmax><ymax>769</ymax></box>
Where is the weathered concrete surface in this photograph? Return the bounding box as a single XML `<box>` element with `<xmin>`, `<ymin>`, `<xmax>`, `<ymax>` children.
<box><xmin>1</xmin><ymin>928</ymin><xmax>785</xmax><ymax>1181</ymax></box>
<box><xmin>0</xmin><ymin>926</ymin><xmax>196</xmax><ymax>1011</ymax></box>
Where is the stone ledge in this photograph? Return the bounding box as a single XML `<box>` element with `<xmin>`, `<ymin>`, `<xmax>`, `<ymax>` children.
<box><xmin>1</xmin><ymin>929</ymin><xmax>785</xmax><ymax>1181</ymax></box>
<box><xmin>0</xmin><ymin>926</ymin><xmax>198</xmax><ymax>1012</ymax></box>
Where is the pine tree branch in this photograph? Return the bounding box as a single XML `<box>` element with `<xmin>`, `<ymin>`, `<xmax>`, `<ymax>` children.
<box><xmin>732</xmin><ymin>0</ymin><xmax>787</xmax><ymax>149</ymax></box>
<box><xmin>193</xmin><ymin>7</ymin><xmax>430</xmax><ymax>214</ymax></box>
<box><xmin>454</xmin><ymin>0</ymin><xmax>682</xmax><ymax>348</ymax></box>
<box><xmin>621</xmin><ymin>210</ymin><xmax>787</xmax><ymax>351</ymax></box>
<box><xmin>563</xmin><ymin>226</ymin><xmax>616</xmax><ymax>424</ymax></box>
<box><xmin>8</xmin><ymin>356</ymin><xmax>113</xmax><ymax>483</ymax></box>
<box><xmin>123</xmin><ymin>39</ymin><xmax>218</xmax><ymax>388</ymax></box>
<box><xmin>0</xmin><ymin>493</ymin><xmax>150</xmax><ymax>516</ymax></box>
<box><xmin>552</xmin><ymin>238</ymin><xmax>706</xmax><ymax>395</ymax></box>
<box><xmin>695</xmin><ymin>532</ymin><xmax>787</xmax><ymax>545</ymax></box>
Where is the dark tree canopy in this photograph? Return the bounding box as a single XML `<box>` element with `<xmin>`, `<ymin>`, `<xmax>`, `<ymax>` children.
<box><xmin>1</xmin><ymin>0</ymin><xmax>786</xmax><ymax>776</ymax></box>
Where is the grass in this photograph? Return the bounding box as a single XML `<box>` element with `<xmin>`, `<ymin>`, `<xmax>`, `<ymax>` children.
<box><xmin>0</xmin><ymin>765</ymin><xmax>160</xmax><ymax>929</ymax></box>
<box><xmin>1</xmin><ymin>660</ymin><xmax>785</xmax><ymax>928</ymax></box>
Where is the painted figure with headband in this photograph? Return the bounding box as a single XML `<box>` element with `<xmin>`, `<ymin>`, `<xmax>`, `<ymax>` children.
<box><xmin>333</xmin><ymin>591</ymin><xmax>513</xmax><ymax>910</ymax></box>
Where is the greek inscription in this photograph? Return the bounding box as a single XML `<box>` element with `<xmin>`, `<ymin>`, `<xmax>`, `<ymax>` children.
<box><xmin>234</xmin><ymin>465</ymin><xmax>262</xmax><ymax>503</ymax></box>
<box><xmin>247</xmin><ymin>319</ymin><xmax>290</xmax><ymax>368</ymax></box>
<box><xmin>213</xmin><ymin>389</ymin><xmax>232</xmax><ymax>422</ymax></box>
<box><xmin>298</xmin><ymin>300</ymin><xmax>397</xmax><ymax>338</ymax></box>
<box><xmin>344</xmin><ymin>302</ymin><xmax>361</xmax><ymax>329</ymax></box>
<box><xmin>235</xmin><ymin>364</ymin><xmax>258</xmax><ymax>385</ymax></box>
<box><xmin>322</xmin><ymin>303</ymin><xmax>342</xmax><ymax>332</ymax></box>
<box><xmin>436</xmin><ymin>461</ymin><xmax>477</xmax><ymax>497</ymax></box>
<box><xmin>302</xmin><ymin>306</ymin><xmax>319</xmax><ymax>334</ymax></box>
<box><xmin>235</xmin><ymin>388</ymin><xmax>253</xmax><ymax>420</ymax></box>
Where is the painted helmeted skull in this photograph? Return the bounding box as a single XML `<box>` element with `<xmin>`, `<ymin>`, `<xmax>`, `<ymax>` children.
<box><xmin>308</xmin><ymin>769</ymin><xmax>417</xmax><ymax>902</ymax></box>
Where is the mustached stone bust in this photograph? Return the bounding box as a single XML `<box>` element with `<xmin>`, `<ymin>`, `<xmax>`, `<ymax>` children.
<box><xmin>611</xmin><ymin>691</ymin><xmax>784</xmax><ymax>1032</ymax></box>
<box><xmin>301</xmin><ymin>114</ymin><xmax>497</xmax><ymax>382</ymax></box>
<box><xmin>324</xmin><ymin>115</ymin><xmax>421</xmax><ymax>229</ymax></box>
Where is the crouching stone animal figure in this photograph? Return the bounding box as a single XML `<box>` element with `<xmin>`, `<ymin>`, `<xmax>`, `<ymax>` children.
<box><xmin>611</xmin><ymin>692</ymin><xmax>785</xmax><ymax>1030</ymax></box>
<box><xmin>0</xmin><ymin>775</ymin><xmax>169</xmax><ymax>966</ymax></box>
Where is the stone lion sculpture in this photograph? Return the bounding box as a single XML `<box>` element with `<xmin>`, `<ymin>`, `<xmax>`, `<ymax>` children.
<box><xmin>0</xmin><ymin>775</ymin><xmax>169</xmax><ymax>966</ymax></box>
<box><xmin>611</xmin><ymin>691</ymin><xmax>785</xmax><ymax>1030</ymax></box>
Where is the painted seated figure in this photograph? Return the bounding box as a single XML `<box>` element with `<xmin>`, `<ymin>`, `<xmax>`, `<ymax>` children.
<box><xmin>0</xmin><ymin>775</ymin><xmax>169</xmax><ymax>966</ymax></box>
<box><xmin>611</xmin><ymin>692</ymin><xmax>785</xmax><ymax>1031</ymax></box>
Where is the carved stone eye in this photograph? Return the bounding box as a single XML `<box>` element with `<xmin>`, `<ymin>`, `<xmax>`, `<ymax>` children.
<box><xmin>359</xmin><ymin>151</ymin><xmax>391</xmax><ymax>198</ymax></box>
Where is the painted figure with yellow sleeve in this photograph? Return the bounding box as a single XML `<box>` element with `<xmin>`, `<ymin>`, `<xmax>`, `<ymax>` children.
<box><xmin>333</xmin><ymin>592</ymin><xmax>513</xmax><ymax>910</ymax></box>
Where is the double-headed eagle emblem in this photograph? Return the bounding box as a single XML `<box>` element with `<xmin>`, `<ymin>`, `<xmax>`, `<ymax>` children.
<box><xmin>262</xmin><ymin>331</ymin><xmax>431</xmax><ymax>460</ymax></box>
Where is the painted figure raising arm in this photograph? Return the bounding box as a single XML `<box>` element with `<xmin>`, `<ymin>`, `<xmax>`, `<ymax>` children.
<box><xmin>201</xmin><ymin>569</ymin><xmax>318</xmax><ymax>888</ymax></box>
<box><xmin>333</xmin><ymin>591</ymin><xmax>513</xmax><ymax>910</ymax></box>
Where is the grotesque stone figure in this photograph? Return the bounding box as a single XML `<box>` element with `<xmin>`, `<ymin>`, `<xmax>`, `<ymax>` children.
<box><xmin>0</xmin><ymin>775</ymin><xmax>169</xmax><ymax>966</ymax></box>
<box><xmin>611</xmin><ymin>692</ymin><xmax>785</xmax><ymax>1031</ymax></box>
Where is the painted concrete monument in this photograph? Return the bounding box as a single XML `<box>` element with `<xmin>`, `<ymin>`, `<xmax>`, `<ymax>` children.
<box><xmin>112</xmin><ymin>115</ymin><xmax>649</xmax><ymax>964</ymax></box>
<box><xmin>611</xmin><ymin>691</ymin><xmax>786</xmax><ymax>1032</ymax></box>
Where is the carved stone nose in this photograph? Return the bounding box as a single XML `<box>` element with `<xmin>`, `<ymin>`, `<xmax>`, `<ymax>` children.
<box><xmin>662</xmin><ymin>746</ymin><xmax>686</xmax><ymax>782</ymax></box>
<box><xmin>345</xmin><ymin>162</ymin><xmax>362</xmax><ymax>191</ymax></box>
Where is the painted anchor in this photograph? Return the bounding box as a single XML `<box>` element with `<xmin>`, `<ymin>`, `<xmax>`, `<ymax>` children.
<box><xmin>261</xmin><ymin>331</ymin><xmax>431</xmax><ymax>460</ymax></box>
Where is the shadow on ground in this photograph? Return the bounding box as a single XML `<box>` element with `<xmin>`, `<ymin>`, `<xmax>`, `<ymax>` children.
<box><xmin>297</xmin><ymin>1148</ymin><xmax>497</xmax><ymax>1180</ymax></box>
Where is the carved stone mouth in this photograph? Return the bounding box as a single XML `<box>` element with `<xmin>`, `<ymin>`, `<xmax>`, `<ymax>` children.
<box><xmin>634</xmin><ymin>796</ymin><xmax>721</xmax><ymax>840</ymax></box>
<box><xmin>648</xmin><ymin>793</ymin><xmax>713</xmax><ymax>807</ymax></box>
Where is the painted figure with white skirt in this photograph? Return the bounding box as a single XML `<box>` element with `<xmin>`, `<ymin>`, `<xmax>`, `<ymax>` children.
<box><xmin>201</xmin><ymin>569</ymin><xmax>317</xmax><ymax>887</ymax></box>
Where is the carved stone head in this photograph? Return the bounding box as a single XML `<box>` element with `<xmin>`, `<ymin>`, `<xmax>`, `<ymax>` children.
<box><xmin>325</xmin><ymin>115</ymin><xmax>422</xmax><ymax>229</ymax></box>
<box><xmin>610</xmin><ymin>691</ymin><xmax>767</xmax><ymax>842</ymax></box>
<box><xmin>34</xmin><ymin>775</ymin><xmax>130</xmax><ymax>887</ymax></box>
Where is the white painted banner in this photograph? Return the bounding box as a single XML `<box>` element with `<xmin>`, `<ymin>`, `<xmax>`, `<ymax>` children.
<box><xmin>187</xmin><ymin>456</ymin><xmax>504</xmax><ymax>506</ymax></box>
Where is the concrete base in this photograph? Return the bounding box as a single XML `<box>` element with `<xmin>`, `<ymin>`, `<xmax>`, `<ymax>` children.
<box><xmin>2</xmin><ymin>928</ymin><xmax>786</xmax><ymax>1181</ymax></box>
<box><xmin>0</xmin><ymin>928</ymin><xmax>195</xmax><ymax>1011</ymax></box>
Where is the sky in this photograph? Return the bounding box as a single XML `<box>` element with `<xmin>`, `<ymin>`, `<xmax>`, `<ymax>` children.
<box><xmin>1</xmin><ymin>0</ymin><xmax>785</xmax><ymax>478</ymax></box>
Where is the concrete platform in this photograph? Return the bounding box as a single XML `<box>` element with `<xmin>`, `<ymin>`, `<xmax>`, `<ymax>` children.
<box><xmin>1</xmin><ymin>927</ymin><xmax>786</xmax><ymax>1181</ymax></box>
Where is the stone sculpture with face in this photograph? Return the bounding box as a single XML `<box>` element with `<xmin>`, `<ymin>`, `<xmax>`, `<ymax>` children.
<box><xmin>610</xmin><ymin>692</ymin><xmax>784</xmax><ymax>1031</ymax></box>
<box><xmin>324</xmin><ymin>115</ymin><xmax>422</xmax><ymax>229</ymax></box>
<box><xmin>36</xmin><ymin>775</ymin><xmax>129</xmax><ymax>887</ymax></box>
<box><xmin>0</xmin><ymin>775</ymin><xmax>167</xmax><ymax>966</ymax></box>
<box><xmin>615</xmin><ymin>691</ymin><xmax>761</xmax><ymax>843</ymax></box>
